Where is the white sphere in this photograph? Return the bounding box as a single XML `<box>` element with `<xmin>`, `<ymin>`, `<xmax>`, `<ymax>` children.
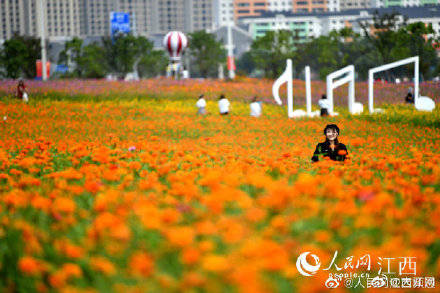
<box><xmin>415</xmin><ymin>96</ymin><xmax>435</xmax><ymax>112</ymax></box>
<box><xmin>290</xmin><ymin>109</ymin><xmax>307</xmax><ymax>118</ymax></box>
<box><xmin>352</xmin><ymin>102</ymin><xmax>363</xmax><ymax>114</ymax></box>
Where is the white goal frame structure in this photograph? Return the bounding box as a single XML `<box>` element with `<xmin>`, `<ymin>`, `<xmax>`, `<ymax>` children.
<box><xmin>326</xmin><ymin>65</ymin><xmax>357</xmax><ymax>114</ymax></box>
<box><xmin>368</xmin><ymin>56</ymin><xmax>419</xmax><ymax>113</ymax></box>
<box><xmin>272</xmin><ymin>59</ymin><xmax>313</xmax><ymax>117</ymax></box>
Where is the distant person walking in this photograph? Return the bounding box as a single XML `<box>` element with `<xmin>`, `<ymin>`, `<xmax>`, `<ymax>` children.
<box><xmin>218</xmin><ymin>94</ymin><xmax>230</xmax><ymax>115</ymax></box>
<box><xmin>250</xmin><ymin>96</ymin><xmax>262</xmax><ymax>117</ymax></box>
<box><xmin>16</xmin><ymin>80</ymin><xmax>28</xmax><ymax>102</ymax></box>
<box><xmin>196</xmin><ymin>94</ymin><xmax>207</xmax><ymax>115</ymax></box>
<box><xmin>405</xmin><ymin>87</ymin><xmax>414</xmax><ymax>104</ymax></box>
<box><xmin>318</xmin><ymin>94</ymin><xmax>330</xmax><ymax>117</ymax></box>
<box><xmin>311</xmin><ymin>124</ymin><xmax>348</xmax><ymax>162</ymax></box>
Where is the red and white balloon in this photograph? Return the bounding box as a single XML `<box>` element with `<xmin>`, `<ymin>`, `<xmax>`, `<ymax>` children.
<box><xmin>163</xmin><ymin>31</ymin><xmax>188</xmax><ymax>61</ymax></box>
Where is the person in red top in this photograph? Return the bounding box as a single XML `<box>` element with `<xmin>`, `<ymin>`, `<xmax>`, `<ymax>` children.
<box><xmin>16</xmin><ymin>80</ymin><xmax>28</xmax><ymax>102</ymax></box>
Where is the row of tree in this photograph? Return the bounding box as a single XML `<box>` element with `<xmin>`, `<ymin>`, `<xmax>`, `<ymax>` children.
<box><xmin>58</xmin><ymin>35</ymin><xmax>167</xmax><ymax>79</ymax></box>
<box><xmin>0</xmin><ymin>12</ymin><xmax>439</xmax><ymax>80</ymax></box>
<box><xmin>0</xmin><ymin>30</ymin><xmax>225</xmax><ymax>79</ymax></box>
<box><xmin>239</xmin><ymin>12</ymin><xmax>440</xmax><ymax>80</ymax></box>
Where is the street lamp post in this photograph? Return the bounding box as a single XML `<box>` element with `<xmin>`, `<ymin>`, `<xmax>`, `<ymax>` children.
<box><xmin>38</xmin><ymin>0</ymin><xmax>47</xmax><ymax>81</ymax></box>
<box><xmin>226</xmin><ymin>22</ymin><xmax>235</xmax><ymax>80</ymax></box>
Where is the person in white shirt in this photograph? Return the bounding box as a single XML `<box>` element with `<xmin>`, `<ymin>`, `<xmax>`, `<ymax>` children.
<box><xmin>196</xmin><ymin>94</ymin><xmax>207</xmax><ymax>115</ymax></box>
<box><xmin>318</xmin><ymin>94</ymin><xmax>330</xmax><ymax>117</ymax></box>
<box><xmin>250</xmin><ymin>96</ymin><xmax>262</xmax><ymax>117</ymax></box>
<box><xmin>218</xmin><ymin>94</ymin><xmax>230</xmax><ymax>115</ymax></box>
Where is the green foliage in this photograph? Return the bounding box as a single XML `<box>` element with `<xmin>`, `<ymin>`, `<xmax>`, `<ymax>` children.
<box><xmin>102</xmin><ymin>34</ymin><xmax>153</xmax><ymax>79</ymax></box>
<box><xmin>401</xmin><ymin>22</ymin><xmax>439</xmax><ymax>79</ymax></box>
<box><xmin>81</xmin><ymin>43</ymin><xmax>109</xmax><ymax>79</ymax></box>
<box><xmin>359</xmin><ymin>12</ymin><xmax>439</xmax><ymax>80</ymax></box>
<box><xmin>246</xmin><ymin>12</ymin><xmax>440</xmax><ymax>81</ymax></box>
<box><xmin>57</xmin><ymin>39</ymin><xmax>108</xmax><ymax>79</ymax></box>
<box><xmin>188</xmin><ymin>30</ymin><xmax>226</xmax><ymax>78</ymax></box>
<box><xmin>360</xmin><ymin>12</ymin><xmax>408</xmax><ymax>65</ymax></box>
<box><xmin>56</xmin><ymin>34</ymin><xmax>164</xmax><ymax>79</ymax></box>
<box><xmin>236</xmin><ymin>51</ymin><xmax>255</xmax><ymax>76</ymax></box>
<box><xmin>249</xmin><ymin>30</ymin><xmax>296</xmax><ymax>79</ymax></box>
<box><xmin>295</xmin><ymin>32</ymin><xmax>342</xmax><ymax>79</ymax></box>
<box><xmin>0</xmin><ymin>34</ymin><xmax>41</xmax><ymax>78</ymax></box>
<box><xmin>137</xmin><ymin>49</ymin><xmax>168</xmax><ymax>78</ymax></box>
<box><xmin>58</xmin><ymin>37</ymin><xmax>84</xmax><ymax>77</ymax></box>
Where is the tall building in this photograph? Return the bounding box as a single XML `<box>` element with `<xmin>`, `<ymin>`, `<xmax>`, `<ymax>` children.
<box><xmin>1</xmin><ymin>0</ymin><xmax>217</xmax><ymax>40</ymax></box>
<box><xmin>213</xmin><ymin>0</ymin><xmax>235</xmax><ymax>28</ymax></box>
<box><xmin>1</xmin><ymin>0</ymin><xmax>81</xmax><ymax>41</ymax></box>
<box><xmin>234</xmin><ymin>0</ymin><xmax>269</xmax><ymax>20</ymax></box>
<box><xmin>240</xmin><ymin>5</ymin><xmax>440</xmax><ymax>40</ymax></box>
<box><xmin>81</xmin><ymin>0</ymin><xmax>114</xmax><ymax>37</ymax></box>
<box><xmin>117</xmin><ymin>0</ymin><xmax>152</xmax><ymax>36</ymax></box>
<box><xmin>43</xmin><ymin>0</ymin><xmax>81</xmax><ymax>39</ymax></box>
<box><xmin>0</xmin><ymin>0</ymin><xmax>30</xmax><ymax>40</ymax></box>
<box><xmin>81</xmin><ymin>0</ymin><xmax>153</xmax><ymax>37</ymax></box>
<box><xmin>339</xmin><ymin>0</ymin><xmax>371</xmax><ymax>10</ymax></box>
<box><xmin>328</xmin><ymin>0</ymin><xmax>341</xmax><ymax>11</ymax></box>
<box><xmin>187</xmin><ymin>0</ymin><xmax>213</xmax><ymax>32</ymax></box>
<box><xmin>292</xmin><ymin>0</ymin><xmax>330</xmax><ymax>13</ymax></box>
<box><xmin>267</xmin><ymin>0</ymin><xmax>293</xmax><ymax>11</ymax></box>
<box><xmin>148</xmin><ymin>0</ymin><xmax>214</xmax><ymax>34</ymax></box>
<box><xmin>374</xmin><ymin>0</ymin><xmax>440</xmax><ymax>7</ymax></box>
<box><xmin>150</xmin><ymin>0</ymin><xmax>186</xmax><ymax>34</ymax></box>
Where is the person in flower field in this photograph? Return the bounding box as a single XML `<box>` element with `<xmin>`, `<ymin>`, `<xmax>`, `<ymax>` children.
<box><xmin>311</xmin><ymin>124</ymin><xmax>348</xmax><ymax>162</ymax></box>
<box><xmin>218</xmin><ymin>94</ymin><xmax>230</xmax><ymax>115</ymax></box>
<box><xmin>405</xmin><ymin>87</ymin><xmax>414</xmax><ymax>104</ymax></box>
<box><xmin>318</xmin><ymin>94</ymin><xmax>330</xmax><ymax>117</ymax></box>
<box><xmin>250</xmin><ymin>96</ymin><xmax>262</xmax><ymax>117</ymax></box>
<box><xmin>16</xmin><ymin>80</ymin><xmax>28</xmax><ymax>102</ymax></box>
<box><xmin>196</xmin><ymin>94</ymin><xmax>207</xmax><ymax>115</ymax></box>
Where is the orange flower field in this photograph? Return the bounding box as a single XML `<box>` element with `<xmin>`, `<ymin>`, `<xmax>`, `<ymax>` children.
<box><xmin>0</xmin><ymin>81</ymin><xmax>440</xmax><ymax>292</ymax></box>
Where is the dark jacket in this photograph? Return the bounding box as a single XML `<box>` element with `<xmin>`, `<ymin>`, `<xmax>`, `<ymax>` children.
<box><xmin>311</xmin><ymin>140</ymin><xmax>348</xmax><ymax>162</ymax></box>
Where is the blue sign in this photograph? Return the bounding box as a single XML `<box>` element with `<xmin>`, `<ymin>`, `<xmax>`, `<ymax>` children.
<box><xmin>110</xmin><ymin>12</ymin><xmax>130</xmax><ymax>36</ymax></box>
<box><xmin>55</xmin><ymin>64</ymin><xmax>68</xmax><ymax>74</ymax></box>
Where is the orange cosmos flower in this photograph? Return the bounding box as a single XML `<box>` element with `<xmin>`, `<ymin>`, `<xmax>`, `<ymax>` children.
<box><xmin>61</xmin><ymin>263</ymin><xmax>82</xmax><ymax>279</ymax></box>
<box><xmin>182</xmin><ymin>272</ymin><xmax>205</xmax><ymax>287</ymax></box>
<box><xmin>181</xmin><ymin>247</ymin><xmax>200</xmax><ymax>265</ymax></box>
<box><xmin>18</xmin><ymin>256</ymin><xmax>43</xmax><ymax>276</ymax></box>
<box><xmin>201</xmin><ymin>254</ymin><xmax>230</xmax><ymax>272</ymax></box>
<box><xmin>49</xmin><ymin>271</ymin><xmax>67</xmax><ymax>289</ymax></box>
<box><xmin>90</xmin><ymin>257</ymin><xmax>116</xmax><ymax>276</ymax></box>
<box><xmin>52</xmin><ymin>197</ymin><xmax>76</xmax><ymax>214</ymax></box>
<box><xmin>338</xmin><ymin>149</ymin><xmax>347</xmax><ymax>156</ymax></box>
<box><xmin>166</xmin><ymin>226</ymin><xmax>195</xmax><ymax>247</ymax></box>
<box><xmin>128</xmin><ymin>252</ymin><xmax>154</xmax><ymax>277</ymax></box>
<box><xmin>31</xmin><ymin>196</ymin><xmax>51</xmax><ymax>212</ymax></box>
